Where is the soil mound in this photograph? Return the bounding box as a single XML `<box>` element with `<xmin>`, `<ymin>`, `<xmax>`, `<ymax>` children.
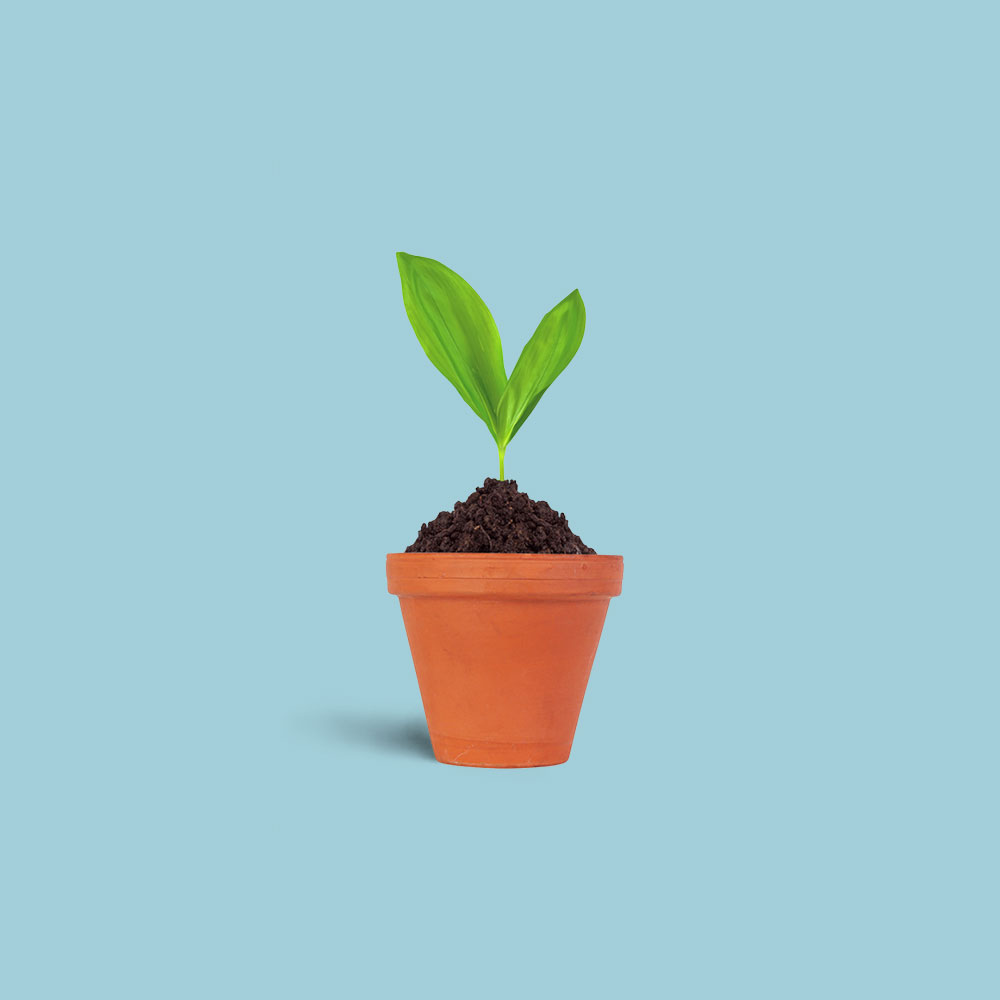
<box><xmin>405</xmin><ymin>478</ymin><xmax>596</xmax><ymax>555</ymax></box>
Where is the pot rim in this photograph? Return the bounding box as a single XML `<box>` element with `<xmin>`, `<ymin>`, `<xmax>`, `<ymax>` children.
<box><xmin>386</xmin><ymin>552</ymin><xmax>623</xmax><ymax>596</ymax></box>
<box><xmin>387</xmin><ymin>552</ymin><xmax>620</xmax><ymax>556</ymax></box>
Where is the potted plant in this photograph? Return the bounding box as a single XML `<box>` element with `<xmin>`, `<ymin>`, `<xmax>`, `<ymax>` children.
<box><xmin>386</xmin><ymin>253</ymin><xmax>623</xmax><ymax>767</ymax></box>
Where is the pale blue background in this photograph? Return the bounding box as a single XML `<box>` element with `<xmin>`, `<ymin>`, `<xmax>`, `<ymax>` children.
<box><xmin>2</xmin><ymin>2</ymin><xmax>997</xmax><ymax>997</ymax></box>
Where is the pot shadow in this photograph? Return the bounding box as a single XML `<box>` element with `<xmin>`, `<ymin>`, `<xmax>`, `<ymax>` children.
<box><xmin>296</xmin><ymin>710</ymin><xmax>435</xmax><ymax>761</ymax></box>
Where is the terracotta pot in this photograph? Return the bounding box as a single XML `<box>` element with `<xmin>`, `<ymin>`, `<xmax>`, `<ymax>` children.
<box><xmin>386</xmin><ymin>553</ymin><xmax>623</xmax><ymax>768</ymax></box>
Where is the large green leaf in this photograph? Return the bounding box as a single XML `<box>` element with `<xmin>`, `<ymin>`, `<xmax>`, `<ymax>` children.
<box><xmin>396</xmin><ymin>252</ymin><xmax>507</xmax><ymax>437</ymax></box>
<box><xmin>497</xmin><ymin>289</ymin><xmax>586</xmax><ymax>446</ymax></box>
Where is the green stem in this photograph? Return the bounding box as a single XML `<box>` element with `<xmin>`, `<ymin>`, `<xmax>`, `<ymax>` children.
<box><xmin>498</xmin><ymin>444</ymin><xmax>506</xmax><ymax>480</ymax></box>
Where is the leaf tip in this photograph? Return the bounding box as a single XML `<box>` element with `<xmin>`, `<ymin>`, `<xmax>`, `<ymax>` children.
<box><xmin>564</xmin><ymin>288</ymin><xmax>586</xmax><ymax>322</ymax></box>
<box><xmin>396</xmin><ymin>251</ymin><xmax>415</xmax><ymax>280</ymax></box>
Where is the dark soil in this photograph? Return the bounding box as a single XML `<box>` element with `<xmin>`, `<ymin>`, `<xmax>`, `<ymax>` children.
<box><xmin>405</xmin><ymin>478</ymin><xmax>596</xmax><ymax>554</ymax></box>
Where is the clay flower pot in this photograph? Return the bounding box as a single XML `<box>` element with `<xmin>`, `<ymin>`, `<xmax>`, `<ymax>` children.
<box><xmin>386</xmin><ymin>553</ymin><xmax>623</xmax><ymax>768</ymax></box>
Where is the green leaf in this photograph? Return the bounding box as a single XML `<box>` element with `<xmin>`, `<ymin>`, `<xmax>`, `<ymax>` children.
<box><xmin>396</xmin><ymin>252</ymin><xmax>507</xmax><ymax>437</ymax></box>
<box><xmin>497</xmin><ymin>289</ymin><xmax>586</xmax><ymax>446</ymax></box>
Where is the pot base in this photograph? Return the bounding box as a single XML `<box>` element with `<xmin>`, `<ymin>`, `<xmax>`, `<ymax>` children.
<box><xmin>431</xmin><ymin>733</ymin><xmax>572</xmax><ymax>768</ymax></box>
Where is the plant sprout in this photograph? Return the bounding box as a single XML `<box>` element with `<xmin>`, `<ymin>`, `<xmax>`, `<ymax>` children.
<box><xmin>396</xmin><ymin>252</ymin><xmax>586</xmax><ymax>480</ymax></box>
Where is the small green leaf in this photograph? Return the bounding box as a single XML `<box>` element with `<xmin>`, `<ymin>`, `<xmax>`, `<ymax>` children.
<box><xmin>396</xmin><ymin>252</ymin><xmax>507</xmax><ymax>437</ymax></box>
<box><xmin>497</xmin><ymin>289</ymin><xmax>586</xmax><ymax>447</ymax></box>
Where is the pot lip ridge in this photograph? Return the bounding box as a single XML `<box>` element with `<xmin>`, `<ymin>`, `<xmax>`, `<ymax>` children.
<box><xmin>386</xmin><ymin>552</ymin><xmax>622</xmax><ymax>567</ymax></box>
<box><xmin>387</xmin><ymin>552</ymin><xmax>621</xmax><ymax>558</ymax></box>
<box><xmin>386</xmin><ymin>552</ymin><xmax>623</xmax><ymax>591</ymax></box>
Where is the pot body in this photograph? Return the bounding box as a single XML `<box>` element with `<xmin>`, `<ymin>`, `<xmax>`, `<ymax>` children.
<box><xmin>386</xmin><ymin>553</ymin><xmax>623</xmax><ymax>768</ymax></box>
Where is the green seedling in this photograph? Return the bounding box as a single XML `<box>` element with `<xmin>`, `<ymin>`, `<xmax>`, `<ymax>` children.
<box><xmin>396</xmin><ymin>252</ymin><xmax>586</xmax><ymax>479</ymax></box>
